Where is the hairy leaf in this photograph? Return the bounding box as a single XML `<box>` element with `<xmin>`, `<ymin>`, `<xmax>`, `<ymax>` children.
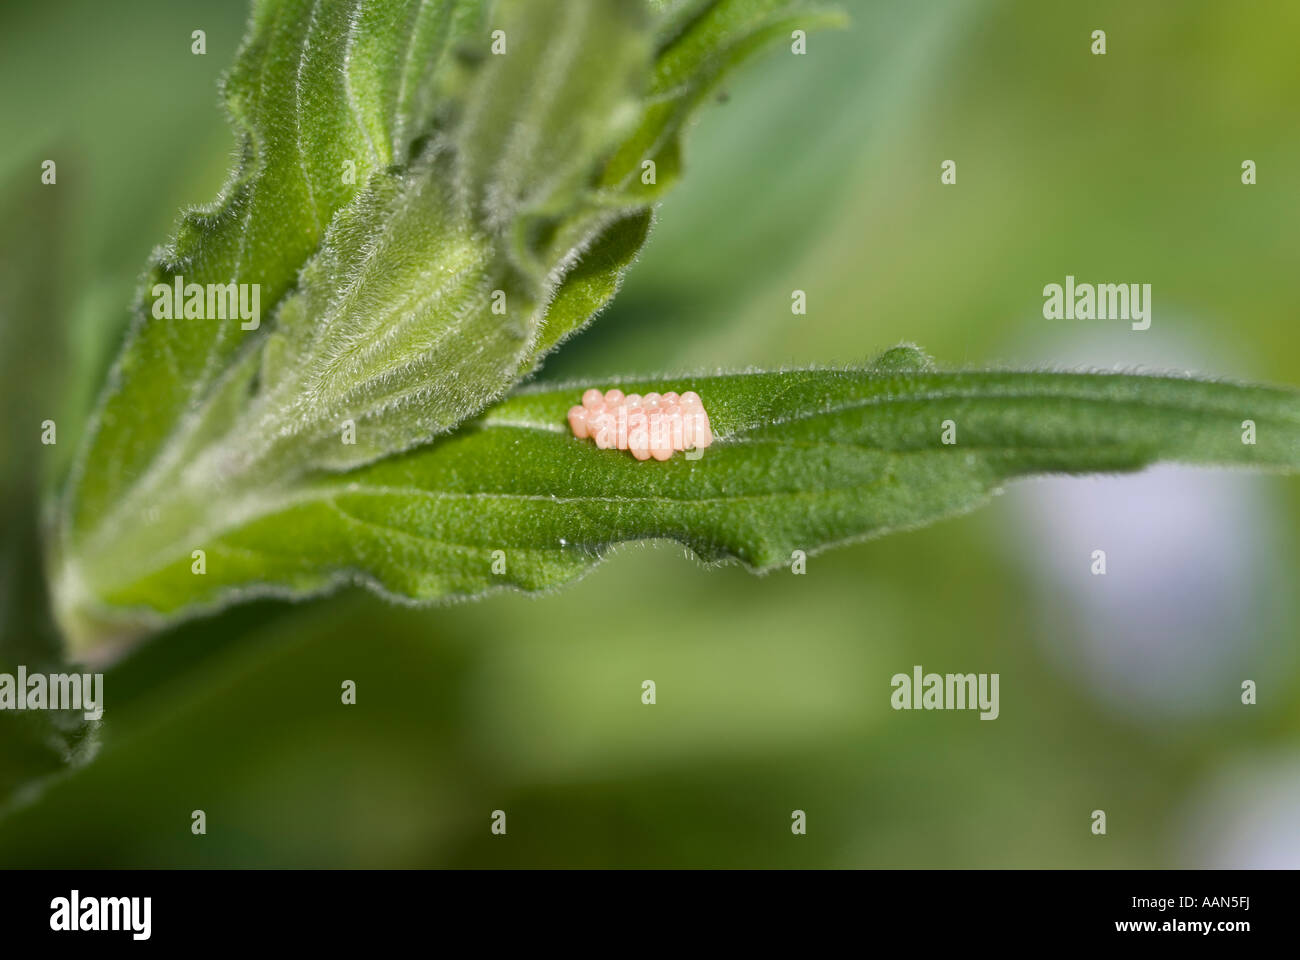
<box><xmin>59</xmin><ymin>348</ymin><xmax>1300</xmax><ymax>651</ymax></box>
<box><xmin>66</xmin><ymin>0</ymin><xmax>485</xmax><ymax>537</ymax></box>
<box><xmin>602</xmin><ymin>0</ymin><xmax>848</xmax><ymax>201</ymax></box>
<box><xmin>56</xmin><ymin>0</ymin><xmax>826</xmax><ymax>649</ymax></box>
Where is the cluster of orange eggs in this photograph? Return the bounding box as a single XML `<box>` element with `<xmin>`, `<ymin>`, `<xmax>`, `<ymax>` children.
<box><xmin>567</xmin><ymin>388</ymin><xmax>714</xmax><ymax>460</ymax></box>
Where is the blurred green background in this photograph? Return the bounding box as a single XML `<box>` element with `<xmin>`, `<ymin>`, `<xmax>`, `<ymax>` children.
<box><xmin>1</xmin><ymin>0</ymin><xmax>1298</xmax><ymax>867</ymax></box>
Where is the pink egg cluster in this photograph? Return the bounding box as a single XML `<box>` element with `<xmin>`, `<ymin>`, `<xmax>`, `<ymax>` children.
<box><xmin>567</xmin><ymin>388</ymin><xmax>714</xmax><ymax>460</ymax></box>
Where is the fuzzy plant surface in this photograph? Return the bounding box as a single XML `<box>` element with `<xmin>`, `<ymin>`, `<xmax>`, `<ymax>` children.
<box><xmin>49</xmin><ymin>0</ymin><xmax>1300</xmax><ymax>661</ymax></box>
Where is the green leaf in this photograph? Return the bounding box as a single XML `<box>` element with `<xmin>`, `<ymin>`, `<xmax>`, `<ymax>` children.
<box><xmin>56</xmin><ymin>0</ymin><xmax>834</xmax><ymax>651</ymax></box>
<box><xmin>60</xmin><ymin>348</ymin><xmax>1300</xmax><ymax>649</ymax></box>
<box><xmin>601</xmin><ymin>0</ymin><xmax>849</xmax><ymax>201</ymax></box>
<box><xmin>65</xmin><ymin>0</ymin><xmax>483</xmax><ymax>538</ymax></box>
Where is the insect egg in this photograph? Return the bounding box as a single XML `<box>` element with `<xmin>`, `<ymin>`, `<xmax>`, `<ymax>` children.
<box><xmin>567</xmin><ymin>387</ymin><xmax>714</xmax><ymax>459</ymax></box>
<box><xmin>566</xmin><ymin>405</ymin><xmax>589</xmax><ymax>439</ymax></box>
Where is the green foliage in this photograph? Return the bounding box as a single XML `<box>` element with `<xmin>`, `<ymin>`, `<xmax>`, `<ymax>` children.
<box><xmin>56</xmin><ymin>0</ymin><xmax>836</xmax><ymax>649</ymax></box>
<box><xmin>63</xmin><ymin>348</ymin><xmax>1300</xmax><ymax>648</ymax></box>
<box><xmin>51</xmin><ymin>0</ymin><xmax>1300</xmax><ymax>660</ymax></box>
